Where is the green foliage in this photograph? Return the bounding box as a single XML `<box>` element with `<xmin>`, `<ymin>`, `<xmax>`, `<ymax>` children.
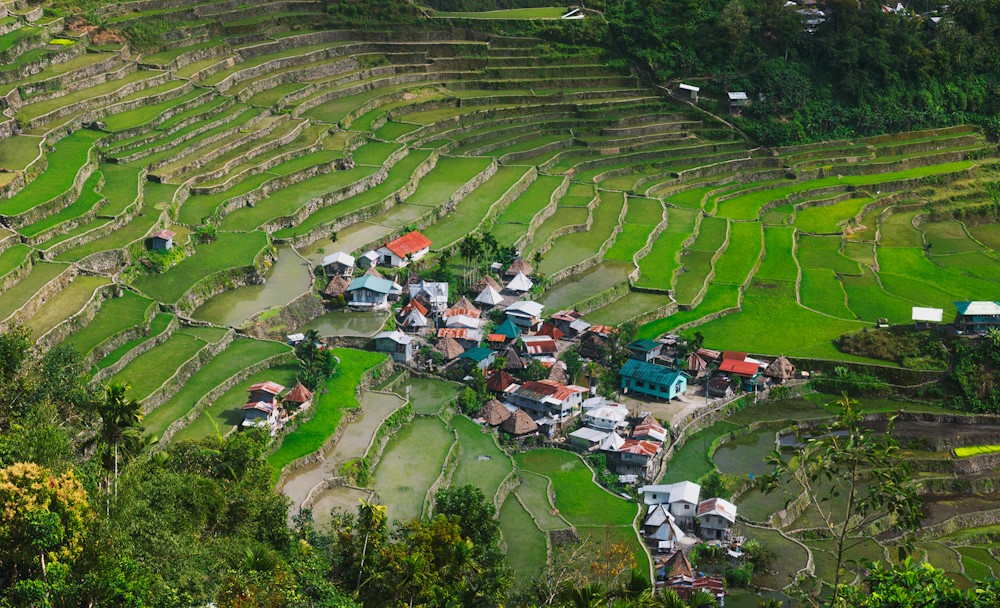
<box><xmin>295</xmin><ymin>330</ymin><xmax>338</xmax><ymax>390</ymax></box>
<box><xmin>950</xmin><ymin>330</ymin><xmax>1000</xmax><ymax>413</ymax></box>
<box><xmin>838</xmin><ymin>327</ymin><xmax>948</xmax><ymax>369</ymax></box>
<box><xmin>813</xmin><ymin>366</ymin><xmax>891</xmax><ymax>398</ymax></box>
<box><xmin>838</xmin><ymin>559</ymin><xmax>1000</xmax><ymax>607</ymax></box>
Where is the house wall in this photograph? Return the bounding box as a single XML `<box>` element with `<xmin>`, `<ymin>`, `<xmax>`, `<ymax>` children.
<box><xmin>623</xmin><ymin>375</ymin><xmax>687</xmax><ymax>400</ymax></box>
<box><xmin>349</xmin><ymin>287</ymin><xmax>389</xmax><ymax>308</ymax></box>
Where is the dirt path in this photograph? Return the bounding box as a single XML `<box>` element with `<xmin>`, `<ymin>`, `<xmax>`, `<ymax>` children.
<box><xmin>282</xmin><ymin>391</ymin><xmax>406</xmax><ymax>516</ymax></box>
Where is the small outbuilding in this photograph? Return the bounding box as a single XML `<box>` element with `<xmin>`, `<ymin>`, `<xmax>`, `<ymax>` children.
<box><xmin>322</xmin><ymin>251</ymin><xmax>355</xmax><ymax>277</ymax></box>
<box><xmin>323</xmin><ymin>275</ymin><xmax>351</xmax><ymax>299</ymax></box>
<box><xmin>375</xmin><ymin>330</ymin><xmax>414</xmax><ymax>363</ymax></box>
<box><xmin>475</xmin><ymin>284</ymin><xmax>504</xmax><ymax>308</ymax></box>
<box><xmin>912</xmin><ymin>306</ymin><xmax>943</xmax><ymax>329</ymax></box>
<box><xmin>501</xmin><ymin>408</ymin><xmax>538</xmax><ymax>437</ymax></box>
<box><xmin>459</xmin><ymin>346</ymin><xmax>496</xmax><ymax>371</ymax></box>
<box><xmin>505</xmin><ymin>259</ymin><xmax>533</xmax><ymax>278</ymax></box>
<box><xmin>506</xmin><ymin>271</ymin><xmax>534</xmax><ymax>293</ymax></box>
<box><xmin>678</xmin><ymin>83</ymin><xmax>700</xmax><ymax>102</ymax></box>
<box><xmin>486</xmin><ymin>369</ymin><xmax>517</xmax><ymax>395</ymax></box>
<box><xmin>480</xmin><ymin>399</ymin><xmax>511</xmax><ymax>427</ymax></box>
<box><xmin>569</xmin><ymin>427</ymin><xmax>610</xmax><ymax>449</ymax></box>
<box><xmin>727</xmin><ymin>91</ymin><xmax>748</xmax><ymax>113</ymax></box>
<box><xmin>627</xmin><ymin>339</ymin><xmax>663</xmax><ymax>362</ymax></box>
<box><xmin>283</xmin><ymin>382</ymin><xmax>314</xmax><ymax>410</ymax></box>
<box><xmin>149</xmin><ymin>229</ymin><xmax>175</xmax><ymax>251</ymax></box>
<box><xmin>357</xmin><ymin>250</ymin><xmax>378</xmax><ymax>270</ymax></box>
<box><xmin>764</xmin><ymin>355</ymin><xmax>796</xmax><ymax>384</ymax></box>
<box><xmin>433</xmin><ymin>336</ymin><xmax>465</xmax><ymax>361</ymax></box>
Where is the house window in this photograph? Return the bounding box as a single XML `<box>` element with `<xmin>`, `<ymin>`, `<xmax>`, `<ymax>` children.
<box><xmin>636</xmin><ymin>381</ymin><xmax>645</xmax><ymax>388</ymax></box>
<box><xmin>651</xmin><ymin>494</ymin><xmax>657</xmax><ymax>500</ymax></box>
<box><xmin>684</xmin><ymin>504</ymin><xmax>690</xmax><ymax>511</ymax></box>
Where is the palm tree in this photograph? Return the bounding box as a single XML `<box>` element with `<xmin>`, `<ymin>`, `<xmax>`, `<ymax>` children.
<box><xmin>356</xmin><ymin>497</ymin><xmax>387</xmax><ymax>588</ymax></box>
<box><xmin>560</xmin><ymin>582</ymin><xmax>606</xmax><ymax>608</ymax></box>
<box><xmin>91</xmin><ymin>382</ymin><xmax>144</xmax><ymax>498</ymax></box>
<box><xmin>610</xmin><ymin>568</ymin><xmax>653</xmax><ymax>605</ymax></box>
<box><xmin>652</xmin><ymin>589</ymin><xmax>686</xmax><ymax>608</ymax></box>
<box><xmin>687</xmin><ymin>589</ymin><xmax>717</xmax><ymax>608</ymax></box>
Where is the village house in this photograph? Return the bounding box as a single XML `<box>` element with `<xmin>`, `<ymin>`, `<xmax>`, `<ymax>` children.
<box><xmin>569</xmin><ymin>426</ymin><xmax>610</xmax><ymax>449</ymax></box>
<box><xmin>459</xmin><ymin>346</ymin><xmax>495</xmax><ymax>371</ymax></box>
<box><xmin>475</xmin><ymin>284</ymin><xmax>504</xmax><ymax>308</ymax></box>
<box><xmin>437</xmin><ymin>327</ymin><xmax>483</xmax><ymax>350</ymax></box>
<box><xmin>433</xmin><ymin>336</ymin><xmax>465</xmax><ymax>362</ymax></box>
<box><xmin>505</xmin><ymin>300</ymin><xmax>544</xmax><ymax>331</ymax></box>
<box><xmin>614</xmin><ymin>439</ymin><xmax>663</xmax><ymax>479</ymax></box>
<box><xmin>502</xmin><ymin>345</ymin><xmax>526</xmax><ymax>372</ymax></box>
<box><xmin>912</xmin><ymin>306</ymin><xmax>943</xmax><ymax>329</ymax></box>
<box><xmin>719</xmin><ymin>351</ymin><xmax>762</xmax><ymax>390</ymax></box>
<box><xmin>149</xmin><ymin>229</ymin><xmax>175</xmax><ymax>251</ymax></box>
<box><xmin>582</xmin><ymin>403</ymin><xmax>629</xmax><ymax>431</ymax></box>
<box><xmin>620</xmin><ymin>359</ymin><xmax>687</xmax><ymax>400</ymax></box>
<box><xmin>323</xmin><ymin>275</ymin><xmax>351</xmax><ymax>300</ymax></box>
<box><xmin>686</xmin><ymin>351</ymin><xmax>709</xmax><ymax>377</ymax></box>
<box><xmin>443</xmin><ymin>296</ymin><xmax>481</xmax><ymax>329</ymax></box>
<box><xmin>399</xmin><ymin>298</ymin><xmax>429</xmax><ymax>331</ymax></box>
<box><xmin>508</xmin><ymin>379</ymin><xmax>587</xmax><ymax>420</ymax></box>
<box><xmin>240</xmin><ymin>381</ymin><xmax>285</xmax><ymax>434</ymax></box>
<box><xmin>656</xmin><ymin>551</ymin><xmax>724</xmax><ymax>604</ymax></box>
<box><xmin>550</xmin><ymin>310</ymin><xmax>591</xmax><ymax>338</ymax></box>
<box><xmin>678</xmin><ymin>82</ymin><xmax>699</xmax><ymax>102</ymax></box>
<box><xmin>954</xmin><ymin>301</ymin><xmax>1000</xmax><ymax>334</ymax></box>
<box><xmin>639</xmin><ymin>481</ymin><xmax>701</xmax><ymax>529</ymax></box>
<box><xmin>706</xmin><ymin>374</ymin><xmax>736</xmax><ymax>398</ymax></box>
<box><xmin>632</xmin><ymin>415</ymin><xmax>668</xmax><ymax>443</ymax></box>
<box><xmin>375</xmin><ymin>330</ymin><xmax>414</xmax><ymax>363</ymax></box>
<box><xmin>486</xmin><ymin>369</ymin><xmax>518</xmax><ymax>396</ymax></box>
<box><xmin>696</xmin><ymin>497</ymin><xmax>737</xmax><ymax>541</ymax></box>
<box><xmin>579</xmin><ymin>332</ymin><xmax>609</xmax><ymax>360</ymax></box>
<box><xmin>409</xmin><ymin>280</ymin><xmax>449</xmax><ymax>313</ymax></box>
<box><xmin>322</xmin><ymin>251</ymin><xmax>355</xmax><ymax>277</ymax></box>
<box><xmin>763</xmin><ymin>355</ymin><xmax>796</xmax><ymax>385</ymax></box>
<box><xmin>727</xmin><ymin>91</ymin><xmax>748</xmax><ymax>113</ymax></box>
<box><xmin>627</xmin><ymin>339</ymin><xmax>663</xmax><ymax>362</ymax></box>
<box><xmin>346</xmin><ymin>275</ymin><xmax>400</xmax><ymax>310</ymax></box>
<box><xmin>357</xmin><ymin>250</ymin><xmax>378</xmax><ymax>270</ymax></box>
<box><xmin>643</xmin><ymin>504</ymin><xmax>685</xmax><ymax>552</ymax></box>
<box><xmin>522</xmin><ymin>335</ymin><xmax>558</xmax><ymax>359</ymax></box>
<box><xmin>376</xmin><ymin>230</ymin><xmax>431</xmax><ymax>267</ymax></box>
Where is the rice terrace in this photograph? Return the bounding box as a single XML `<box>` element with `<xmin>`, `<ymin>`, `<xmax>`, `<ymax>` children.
<box><xmin>4</xmin><ymin>0</ymin><xmax>1000</xmax><ymax>607</ymax></box>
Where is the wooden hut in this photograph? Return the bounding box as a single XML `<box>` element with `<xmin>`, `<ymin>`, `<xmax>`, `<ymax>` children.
<box><xmin>764</xmin><ymin>355</ymin><xmax>796</xmax><ymax>383</ymax></box>
<box><xmin>323</xmin><ymin>275</ymin><xmax>351</xmax><ymax>299</ymax></box>
<box><xmin>480</xmin><ymin>399</ymin><xmax>511</xmax><ymax>427</ymax></box>
<box><xmin>434</xmin><ymin>336</ymin><xmax>465</xmax><ymax>361</ymax></box>
<box><xmin>505</xmin><ymin>259</ymin><xmax>534</xmax><ymax>278</ymax></box>
<box><xmin>501</xmin><ymin>408</ymin><xmax>538</xmax><ymax>436</ymax></box>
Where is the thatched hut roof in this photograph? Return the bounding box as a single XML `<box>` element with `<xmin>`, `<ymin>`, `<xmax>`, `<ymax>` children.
<box><xmin>472</xmin><ymin>275</ymin><xmax>503</xmax><ymax>295</ymax></box>
<box><xmin>579</xmin><ymin>333</ymin><xmax>608</xmax><ymax>360</ymax></box>
<box><xmin>434</xmin><ymin>337</ymin><xmax>465</xmax><ymax>360</ymax></box>
<box><xmin>503</xmin><ymin>346</ymin><xmax>526</xmax><ymax>371</ymax></box>
<box><xmin>363</xmin><ymin>266</ymin><xmax>385</xmax><ymax>279</ymax></box>
<box><xmin>323</xmin><ymin>275</ymin><xmax>351</xmax><ymax>298</ymax></box>
<box><xmin>481</xmin><ymin>399</ymin><xmax>511</xmax><ymax>426</ymax></box>
<box><xmin>284</xmin><ymin>382</ymin><xmax>314</xmax><ymax>404</ymax></box>
<box><xmin>501</xmin><ymin>408</ymin><xmax>538</xmax><ymax>436</ymax></box>
<box><xmin>765</xmin><ymin>355</ymin><xmax>796</xmax><ymax>380</ymax></box>
<box><xmin>486</xmin><ymin>370</ymin><xmax>516</xmax><ymax>394</ymax></box>
<box><xmin>547</xmin><ymin>360</ymin><xmax>568</xmax><ymax>384</ymax></box>
<box><xmin>505</xmin><ymin>259</ymin><xmax>533</xmax><ymax>278</ymax></box>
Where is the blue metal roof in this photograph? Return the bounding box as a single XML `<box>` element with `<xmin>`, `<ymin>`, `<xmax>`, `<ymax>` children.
<box><xmin>348</xmin><ymin>275</ymin><xmax>394</xmax><ymax>294</ymax></box>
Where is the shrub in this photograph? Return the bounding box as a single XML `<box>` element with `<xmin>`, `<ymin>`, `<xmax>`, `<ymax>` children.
<box><xmin>838</xmin><ymin>327</ymin><xmax>947</xmax><ymax>370</ymax></box>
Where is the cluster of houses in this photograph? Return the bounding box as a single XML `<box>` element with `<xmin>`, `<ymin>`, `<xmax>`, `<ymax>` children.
<box><xmin>239</xmin><ymin>380</ymin><xmax>314</xmax><ymax>435</ymax></box>
<box><xmin>638</xmin><ymin>480</ymin><xmax>738</xmax><ymax>602</ymax></box>
<box><xmin>319</xmin><ymin>230</ymin><xmax>434</xmax><ymax>310</ymax></box>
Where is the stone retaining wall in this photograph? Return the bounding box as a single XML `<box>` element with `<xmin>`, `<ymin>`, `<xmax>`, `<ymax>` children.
<box><xmin>214</xmin><ymin>155</ymin><xmax>349</xmax><ymax>223</ymax></box>
<box><xmin>103</xmin><ymin>89</ymin><xmax>219</xmax><ymax>144</ymax></box>
<box><xmin>141</xmin><ymin>328</ymin><xmax>235</xmax><ymax>411</ymax></box>
<box><xmin>574</xmin><ymin>280</ymin><xmax>631</xmax><ymax>315</ymax></box>
<box><xmin>184</xmin><ymin>117</ymin><xmax>308</xmax><ymax>186</ymax></box>
<box><xmin>81</xmin><ymin>295</ymin><xmax>156</xmax><ymax>367</ymax></box>
<box><xmin>546</xmin><ymin>191</ymin><xmax>628</xmax><ymax>285</ymax></box>
<box><xmin>281</xmin><ymin>147</ymin><xmax>440</xmax><ymax>248</ymax></box>
<box><xmin>424</xmin><ymin>426</ymin><xmax>461</xmax><ymax>519</ymax></box>
<box><xmin>6</xmin><ymin>142</ymin><xmax>98</xmax><ymax>228</ymax></box>
<box><xmin>25</xmin><ymin>175</ymin><xmax>107</xmax><ymax>246</ymax></box>
<box><xmin>91</xmin><ymin>314</ymin><xmax>179</xmax><ymax>385</ymax></box>
<box><xmin>150</xmin><ymin>111</ymin><xmax>277</xmax><ymax>181</ymax></box>
<box><xmin>1</xmin><ymin>37</ymin><xmax>88</xmax><ymax>90</ymax></box>
<box><xmin>0</xmin><ymin>264</ymin><xmax>76</xmax><ymax>334</ymax></box>
<box><xmin>36</xmin><ymin>279</ymin><xmax>116</xmax><ymax>353</ymax></box>
<box><xmin>438</xmin><ymin>165</ymin><xmax>536</xmax><ymax>253</ymax></box>
<box><xmin>0</xmin><ymin>247</ymin><xmax>33</xmax><ymax>291</ymax></box>
<box><xmin>245</xmin><ymin>291</ymin><xmax>325</xmax><ymax>341</ymax></box>
<box><xmin>174</xmin><ymin>244</ymin><xmax>274</xmax><ymax>314</ymax></box>
<box><xmin>513</xmin><ymin>174</ymin><xmax>569</xmax><ymax>251</ymax></box>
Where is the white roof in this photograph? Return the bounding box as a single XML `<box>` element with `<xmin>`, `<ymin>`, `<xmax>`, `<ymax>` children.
<box><xmin>409</xmin><ymin>281</ymin><xmax>448</xmax><ymax>303</ymax></box>
<box><xmin>360</xmin><ymin>250</ymin><xmax>378</xmax><ymax>262</ymax></box>
<box><xmin>678</xmin><ymin>83</ymin><xmax>700</xmax><ymax>92</ymax></box>
<box><xmin>912</xmin><ymin>307</ymin><xmax>943</xmax><ymax>323</ymax></box>
<box><xmin>569</xmin><ymin>427</ymin><xmax>609</xmax><ymax>442</ymax></box>
<box><xmin>445</xmin><ymin>314</ymin><xmax>480</xmax><ymax>329</ymax></box>
<box><xmin>322</xmin><ymin>251</ymin><xmax>355</xmax><ymax>267</ymax></box>
<box><xmin>376</xmin><ymin>330</ymin><xmax>412</xmax><ymax>345</ymax></box>
<box><xmin>506</xmin><ymin>300</ymin><xmax>543</xmax><ymax>318</ymax></box>
<box><xmin>639</xmin><ymin>481</ymin><xmax>701</xmax><ymax>504</ymax></box>
<box><xmin>584</xmin><ymin>405</ymin><xmax>628</xmax><ymax>423</ymax></box>
<box><xmin>961</xmin><ymin>301</ymin><xmax>1000</xmax><ymax>315</ymax></box>
<box><xmin>475</xmin><ymin>285</ymin><xmax>504</xmax><ymax>306</ymax></box>
<box><xmin>506</xmin><ymin>271</ymin><xmax>534</xmax><ymax>292</ymax></box>
<box><xmin>287</xmin><ymin>333</ymin><xmax>305</xmax><ymax>342</ymax></box>
<box><xmin>727</xmin><ymin>91</ymin><xmax>748</xmax><ymax>100</ymax></box>
<box><xmin>600</xmin><ymin>432</ymin><xmax>625</xmax><ymax>452</ymax></box>
<box><xmin>401</xmin><ymin>309</ymin><xmax>428</xmax><ymax>328</ymax></box>
<box><xmin>569</xmin><ymin>318</ymin><xmax>591</xmax><ymax>332</ymax></box>
<box><xmin>644</xmin><ymin>504</ymin><xmax>675</xmax><ymax>527</ymax></box>
<box><xmin>698</xmin><ymin>497</ymin><xmax>737</xmax><ymax>523</ymax></box>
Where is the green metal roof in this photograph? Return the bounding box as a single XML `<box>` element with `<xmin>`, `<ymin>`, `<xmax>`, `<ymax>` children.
<box><xmin>494</xmin><ymin>318</ymin><xmax>521</xmax><ymax>339</ymax></box>
<box><xmin>628</xmin><ymin>339</ymin><xmax>659</xmax><ymax>352</ymax></box>
<box><xmin>620</xmin><ymin>358</ymin><xmax>683</xmax><ymax>386</ymax></box>
<box><xmin>460</xmin><ymin>347</ymin><xmax>494</xmax><ymax>362</ymax></box>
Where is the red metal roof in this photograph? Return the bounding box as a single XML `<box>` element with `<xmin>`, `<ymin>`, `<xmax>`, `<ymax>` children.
<box><xmin>249</xmin><ymin>381</ymin><xmax>284</xmax><ymax>395</ymax></box>
<box><xmin>438</xmin><ymin>328</ymin><xmax>472</xmax><ymax>339</ymax></box>
<box><xmin>444</xmin><ymin>307</ymin><xmax>481</xmax><ymax>319</ymax></box>
<box><xmin>241</xmin><ymin>400</ymin><xmax>277</xmax><ymax>413</ymax></box>
<box><xmin>620</xmin><ymin>439</ymin><xmax>661</xmax><ymax>457</ymax></box>
<box><xmin>151</xmin><ymin>229</ymin><xmax>175</xmax><ymax>240</ymax></box>
<box><xmin>486</xmin><ymin>370</ymin><xmax>516</xmax><ymax>393</ymax></box>
<box><xmin>537</xmin><ymin>323</ymin><xmax>565</xmax><ymax>340</ymax></box>
<box><xmin>523</xmin><ymin>337</ymin><xmax>557</xmax><ymax>355</ymax></box>
<box><xmin>402</xmin><ymin>299</ymin><xmax>429</xmax><ymax>316</ymax></box>
<box><xmin>487</xmin><ymin>333</ymin><xmax>508</xmax><ymax>343</ymax></box>
<box><xmin>383</xmin><ymin>231</ymin><xmax>431</xmax><ymax>258</ymax></box>
<box><xmin>721</xmin><ymin>350</ymin><xmax>748</xmax><ymax>362</ymax></box>
<box><xmin>284</xmin><ymin>382</ymin><xmax>313</xmax><ymax>404</ymax></box>
<box><xmin>719</xmin><ymin>359</ymin><xmax>758</xmax><ymax>377</ymax></box>
<box><xmin>551</xmin><ymin>310</ymin><xmax>582</xmax><ymax>322</ymax></box>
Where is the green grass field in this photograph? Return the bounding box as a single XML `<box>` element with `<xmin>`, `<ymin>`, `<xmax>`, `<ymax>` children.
<box><xmin>0</xmin><ymin>130</ymin><xmax>102</xmax><ymax>216</ymax></box>
<box><xmin>422</xmin><ymin>165</ymin><xmax>528</xmax><ymax>248</ymax></box>
<box><xmin>498</xmin><ymin>494</ymin><xmax>548</xmax><ymax>583</ymax></box>
<box><xmin>450</xmin><ymin>416</ymin><xmax>513</xmax><ymax>499</ymax></box>
<box><xmin>110</xmin><ymin>329</ymin><xmax>217</xmax><ymax>401</ymax></box>
<box><xmin>60</xmin><ymin>290</ymin><xmax>152</xmax><ymax>357</ymax></box>
<box><xmin>25</xmin><ymin>274</ymin><xmax>110</xmax><ymax>340</ymax></box>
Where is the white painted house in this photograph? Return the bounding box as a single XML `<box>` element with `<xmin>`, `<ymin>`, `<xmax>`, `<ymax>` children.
<box><xmin>505</xmin><ymin>300</ymin><xmax>544</xmax><ymax>331</ymax></box>
<box><xmin>376</xmin><ymin>231</ymin><xmax>431</xmax><ymax>267</ymax></box>
<box><xmin>638</xmin><ymin>481</ymin><xmax>701</xmax><ymax>528</ymax></box>
<box><xmin>375</xmin><ymin>330</ymin><xmax>414</xmax><ymax>363</ymax></box>
<box><xmin>322</xmin><ymin>251</ymin><xmax>355</xmax><ymax>277</ymax></box>
<box><xmin>643</xmin><ymin>504</ymin><xmax>685</xmax><ymax>552</ymax></box>
<box><xmin>697</xmin><ymin>497</ymin><xmax>737</xmax><ymax>541</ymax></box>
<box><xmin>409</xmin><ymin>280</ymin><xmax>449</xmax><ymax>313</ymax></box>
<box><xmin>582</xmin><ymin>404</ymin><xmax>629</xmax><ymax>431</ymax></box>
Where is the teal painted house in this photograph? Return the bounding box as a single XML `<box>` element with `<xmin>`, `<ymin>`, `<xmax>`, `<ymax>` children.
<box><xmin>620</xmin><ymin>359</ymin><xmax>687</xmax><ymax>400</ymax></box>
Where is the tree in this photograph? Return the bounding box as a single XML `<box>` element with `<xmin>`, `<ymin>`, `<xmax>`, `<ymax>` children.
<box><xmin>356</xmin><ymin>497</ymin><xmax>388</xmax><ymax>589</ymax></box>
<box><xmin>296</xmin><ymin>329</ymin><xmax>338</xmax><ymax>390</ymax></box>
<box><xmin>837</xmin><ymin>558</ymin><xmax>1000</xmax><ymax>607</ymax></box>
<box><xmin>561</xmin><ymin>348</ymin><xmax>583</xmax><ymax>384</ymax></box>
<box><xmin>761</xmin><ymin>393</ymin><xmax>923</xmax><ymax>606</ymax></box>
<box><xmin>90</xmin><ymin>383</ymin><xmax>145</xmax><ymax>498</ymax></box>
<box><xmin>0</xmin><ymin>463</ymin><xmax>91</xmax><ymax>590</ymax></box>
<box><xmin>590</xmin><ymin>527</ymin><xmax>636</xmax><ymax>589</ymax></box>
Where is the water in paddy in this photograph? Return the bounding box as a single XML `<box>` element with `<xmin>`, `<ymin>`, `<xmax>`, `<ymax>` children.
<box><xmin>299</xmin><ymin>310</ymin><xmax>387</xmax><ymax>337</ymax></box>
<box><xmin>282</xmin><ymin>391</ymin><xmax>405</xmax><ymax>519</ymax></box>
<box><xmin>539</xmin><ymin>261</ymin><xmax>632</xmax><ymax>310</ymax></box>
<box><xmin>310</xmin><ymin>486</ymin><xmax>373</xmax><ymax>529</ymax></box>
<box><xmin>392</xmin><ymin>376</ymin><xmax>461</xmax><ymax>415</ymax></box>
<box><xmin>712</xmin><ymin>426</ymin><xmax>779</xmax><ymax>477</ymax></box>
<box><xmin>299</xmin><ymin>221</ymin><xmax>393</xmax><ymax>264</ymax></box>
<box><xmin>192</xmin><ymin>247</ymin><xmax>310</xmax><ymax>326</ymax></box>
